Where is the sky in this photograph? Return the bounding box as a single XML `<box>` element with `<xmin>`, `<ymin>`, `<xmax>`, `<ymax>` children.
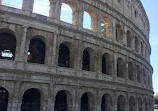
<box><xmin>2</xmin><ymin>0</ymin><xmax>157</xmax><ymax>93</ymax></box>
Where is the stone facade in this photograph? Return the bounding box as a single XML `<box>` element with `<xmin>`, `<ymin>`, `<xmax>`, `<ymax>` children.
<box><xmin>0</xmin><ymin>0</ymin><xmax>153</xmax><ymax>111</ymax></box>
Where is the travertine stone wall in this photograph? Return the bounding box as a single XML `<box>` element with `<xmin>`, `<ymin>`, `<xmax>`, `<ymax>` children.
<box><xmin>0</xmin><ymin>0</ymin><xmax>153</xmax><ymax>111</ymax></box>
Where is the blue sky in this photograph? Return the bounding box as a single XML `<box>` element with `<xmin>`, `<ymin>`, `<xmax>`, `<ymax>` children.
<box><xmin>2</xmin><ymin>0</ymin><xmax>158</xmax><ymax>93</ymax></box>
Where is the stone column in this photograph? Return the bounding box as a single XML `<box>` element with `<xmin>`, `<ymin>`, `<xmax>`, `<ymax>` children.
<box><xmin>77</xmin><ymin>7</ymin><xmax>84</xmax><ymax>29</ymax></box>
<box><xmin>18</xmin><ymin>26</ymin><xmax>28</xmax><ymax>63</ymax></box>
<box><xmin>49</xmin><ymin>0</ymin><xmax>61</xmax><ymax>21</ymax></box>
<box><xmin>113</xmin><ymin>53</ymin><xmax>117</xmax><ymax>81</ymax></box>
<box><xmin>124</xmin><ymin>26</ymin><xmax>127</xmax><ymax>46</ymax></box>
<box><xmin>11</xmin><ymin>82</ymin><xmax>21</xmax><ymax>111</ymax></box>
<box><xmin>76</xmin><ymin>41</ymin><xmax>82</xmax><ymax>70</ymax></box>
<box><xmin>47</xmin><ymin>83</ymin><xmax>54</xmax><ymax>111</ymax></box>
<box><xmin>112</xmin><ymin>19</ymin><xmax>116</xmax><ymax>42</ymax></box>
<box><xmin>50</xmin><ymin>33</ymin><xmax>58</xmax><ymax>66</ymax></box>
<box><xmin>0</xmin><ymin>0</ymin><xmax>2</xmax><ymax>5</ymax></box>
<box><xmin>22</xmin><ymin>0</ymin><xmax>34</xmax><ymax>12</ymax></box>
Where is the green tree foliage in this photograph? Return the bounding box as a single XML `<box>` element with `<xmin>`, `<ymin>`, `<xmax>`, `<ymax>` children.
<box><xmin>155</xmin><ymin>94</ymin><xmax>158</xmax><ymax>104</ymax></box>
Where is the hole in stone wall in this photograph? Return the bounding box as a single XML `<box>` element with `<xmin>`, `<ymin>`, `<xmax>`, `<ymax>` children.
<box><xmin>116</xmin><ymin>24</ymin><xmax>123</xmax><ymax>42</ymax></box>
<box><xmin>33</xmin><ymin>0</ymin><xmax>50</xmax><ymax>16</ymax></box>
<box><xmin>2</xmin><ymin>0</ymin><xmax>22</xmax><ymax>9</ymax></box>
<box><xmin>82</xmin><ymin>49</ymin><xmax>90</xmax><ymax>71</ymax></box>
<box><xmin>60</xmin><ymin>3</ymin><xmax>73</xmax><ymax>24</ymax></box>
<box><xmin>0</xmin><ymin>86</ymin><xmax>8</xmax><ymax>111</ymax></box>
<box><xmin>54</xmin><ymin>91</ymin><xmax>68</xmax><ymax>111</ymax></box>
<box><xmin>128</xmin><ymin>62</ymin><xmax>134</xmax><ymax>81</ymax></box>
<box><xmin>101</xmin><ymin>18</ymin><xmax>112</xmax><ymax>38</ymax></box>
<box><xmin>21</xmin><ymin>88</ymin><xmax>40</xmax><ymax>111</ymax></box>
<box><xmin>58</xmin><ymin>44</ymin><xmax>70</xmax><ymax>68</ymax></box>
<box><xmin>117</xmin><ymin>58</ymin><xmax>125</xmax><ymax>78</ymax></box>
<box><xmin>101</xmin><ymin>94</ymin><xmax>112</xmax><ymax>111</ymax></box>
<box><xmin>81</xmin><ymin>93</ymin><xmax>90</xmax><ymax>111</ymax></box>
<box><xmin>27</xmin><ymin>38</ymin><xmax>45</xmax><ymax>64</ymax></box>
<box><xmin>83</xmin><ymin>11</ymin><xmax>91</xmax><ymax>30</ymax></box>
<box><xmin>0</xmin><ymin>33</ymin><xmax>16</xmax><ymax>60</ymax></box>
<box><xmin>129</xmin><ymin>96</ymin><xmax>135</xmax><ymax>111</ymax></box>
<box><xmin>117</xmin><ymin>95</ymin><xmax>125</xmax><ymax>111</ymax></box>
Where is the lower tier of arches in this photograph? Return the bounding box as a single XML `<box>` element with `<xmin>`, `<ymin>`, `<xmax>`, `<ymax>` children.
<box><xmin>0</xmin><ymin>79</ymin><xmax>154</xmax><ymax>111</ymax></box>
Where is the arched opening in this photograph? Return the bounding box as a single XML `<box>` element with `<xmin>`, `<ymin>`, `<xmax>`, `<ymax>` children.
<box><xmin>60</xmin><ymin>3</ymin><xmax>73</xmax><ymax>24</ymax></box>
<box><xmin>140</xmin><ymin>42</ymin><xmax>143</xmax><ymax>55</ymax></box>
<box><xmin>0</xmin><ymin>87</ymin><xmax>8</xmax><ymax>111</ymax></box>
<box><xmin>129</xmin><ymin>96</ymin><xmax>135</xmax><ymax>111</ymax></box>
<box><xmin>128</xmin><ymin>62</ymin><xmax>134</xmax><ymax>81</ymax></box>
<box><xmin>2</xmin><ymin>0</ymin><xmax>22</xmax><ymax>9</ymax></box>
<box><xmin>101</xmin><ymin>17</ymin><xmax>112</xmax><ymax>38</ymax></box>
<box><xmin>54</xmin><ymin>91</ymin><xmax>68</xmax><ymax>111</ymax></box>
<box><xmin>82</xmin><ymin>49</ymin><xmax>90</xmax><ymax>71</ymax></box>
<box><xmin>58</xmin><ymin>43</ymin><xmax>70</xmax><ymax>68</ymax></box>
<box><xmin>135</xmin><ymin>36</ymin><xmax>139</xmax><ymax>52</ymax></box>
<box><xmin>137</xmin><ymin>65</ymin><xmax>141</xmax><ymax>83</ymax></box>
<box><xmin>0</xmin><ymin>32</ymin><xmax>16</xmax><ymax>60</ymax></box>
<box><xmin>127</xmin><ymin>31</ymin><xmax>132</xmax><ymax>48</ymax></box>
<box><xmin>144</xmin><ymin>98</ymin><xmax>148</xmax><ymax>111</ymax></box>
<box><xmin>83</xmin><ymin>11</ymin><xmax>91</xmax><ymax>30</ymax></box>
<box><xmin>33</xmin><ymin>0</ymin><xmax>50</xmax><ymax>16</ymax></box>
<box><xmin>117</xmin><ymin>95</ymin><xmax>125</xmax><ymax>111</ymax></box>
<box><xmin>81</xmin><ymin>93</ymin><xmax>90</xmax><ymax>111</ymax></box>
<box><xmin>102</xmin><ymin>53</ymin><xmax>111</xmax><ymax>75</ymax></box>
<box><xmin>101</xmin><ymin>94</ymin><xmax>112</xmax><ymax>111</ymax></box>
<box><xmin>116</xmin><ymin>24</ymin><xmax>123</xmax><ymax>42</ymax></box>
<box><xmin>21</xmin><ymin>88</ymin><xmax>41</xmax><ymax>111</ymax></box>
<box><xmin>138</xmin><ymin>97</ymin><xmax>142</xmax><ymax>111</ymax></box>
<box><xmin>117</xmin><ymin>58</ymin><xmax>125</xmax><ymax>78</ymax></box>
<box><xmin>27</xmin><ymin>38</ymin><xmax>45</xmax><ymax>64</ymax></box>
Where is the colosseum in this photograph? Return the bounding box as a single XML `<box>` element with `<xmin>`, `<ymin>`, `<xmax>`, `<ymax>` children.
<box><xmin>0</xmin><ymin>0</ymin><xmax>154</xmax><ymax>111</ymax></box>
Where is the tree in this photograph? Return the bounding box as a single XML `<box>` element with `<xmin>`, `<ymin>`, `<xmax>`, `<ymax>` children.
<box><xmin>154</xmin><ymin>93</ymin><xmax>158</xmax><ymax>104</ymax></box>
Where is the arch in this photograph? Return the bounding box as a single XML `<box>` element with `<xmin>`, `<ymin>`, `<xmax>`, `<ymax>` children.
<box><xmin>54</xmin><ymin>90</ymin><xmax>68</xmax><ymax>111</ymax></box>
<box><xmin>81</xmin><ymin>92</ymin><xmax>94</xmax><ymax>111</ymax></box>
<box><xmin>138</xmin><ymin>97</ymin><xmax>143</xmax><ymax>111</ymax></box>
<box><xmin>116</xmin><ymin>24</ymin><xmax>123</xmax><ymax>42</ymax></box>
<box><xmin>2</xmin><ymin>0</ymin><xmax>22</xmax><ymax>9</ymax></box>
<box><xmin>117</xmin><ymin>95</ymin><xmax>126</xmax><ymax>111</ymax></box>
<box><xmin>82</xmin><ymin>48</ymin><xmax>93</xmax><ymax>71</ymax></box>
<box><xmin>137</xmin><ymin>65</ymin><xmax>141</xmax><ymax>83</ymax></box>
<box><xmin>101</xmin><ymin>94</ymin><xmax>113</xmax><ymax>111</ymax></box>
<box><xmin>128</xmin><ymin>62</ymin><xmax>134</xmax><ymax>81</ymax></box>
<box><xmin>135</xmin><ymin>36</ymin><xmax>139</xmax><ymax>52</ymax></box>
<box><xmin>0</xmin><ymin>86</ymin><xmax>8</xmax><ymax>111</ymax></box>
<box><xmin>117</xmin><ymin>58</ymin><xmax>125</xmax><ymax>78</ymax></box>
<box><xmin>127</xmin><ymin>31</ymin><xmax>132</xmax><ymax>48</ymax></box>
<box><xmin>0</xmin><ymin>32</ymin><xmax>16</xmax><ymax>60</ymax></box>
<box><xmin>21</xmin><ymin>88</ymin><xmax>41</xmax><ymax>111</ymax></box>
<box><xmin>101</xmin><ymin>17</ymin><xmax>112</xmax><ymax>38</ymax></box>
<box><xmin>27</xmin><ymin>38</ymin><xmax>45</xmax><ymax>64</ymax></box>
<box><xmin>129</xmin><ymin>96</ymin><xmax>136</xmax><ymax>111</ymax></box>
<box><xmin>140</xmin><ymin>42</ymin><xmax>143</xmax><ymax>55</ymax></box>
<box><xmin>58</xmin><ymin>43</ymin><xmax>71</xmax><ymax>68</ymax></box>
<box><xmin>102</xmin><ymin>53</ymin><xmax>112</xmax><ymax>75</ymax></box>
<box><xmin>83</xmin><ymin>10</ymin><xmax>95</xmax><ymax>31</ymax></box>
<box><xmin>60</xmin><ymin>3</ymin><xmax>73</xmax><ymax>24</ymax></box>
<box><xmin>33</xmin><ymin>0</ymin><xmax>50</xmax><ymax>16</ymax></box>
<box><xmin>144</xmin><ymin>98</ymin><xmax>148</xmax><ymax>111</ymax></box>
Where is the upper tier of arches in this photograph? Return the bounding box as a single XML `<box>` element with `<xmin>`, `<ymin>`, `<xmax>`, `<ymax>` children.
<box><xmin>0</xmin><ymin>0</ymin><xmax>150</xmax><ymax>39</ymax></box>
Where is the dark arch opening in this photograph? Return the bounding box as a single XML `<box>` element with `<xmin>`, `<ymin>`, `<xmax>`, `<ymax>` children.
<box><xmin>0</xmin><ymin>87</ymin><xmax>8</xmax><ymax>111</ymax></box>
<box><xmin>137</xmin><ymin>65</ymin><xmax>141</xmax><ymax>83</ymax></box>
<box><xmin>101</xmin><ymin>94</ymin><xmax>112</xmax><ymax>111</ymax></box>
<box><xmin>27</xmin><ymin>38</ymin><xmax>45</xmax><ymax>64</ymax></box>
<box><xmin>54</xmin><ymin>90</ymin><xmax>68</xmax><ymax>111</ymax></box>
<box><xmin>102</xmin><ymin>54</ymin><xmax>111</xmax><ymax>75</ymax></box>
<box><xmin>82</xmin><ymin>50</ymin><xmax>90</xmax><ymax>71</ymax></box>
<box><xmin>21</xmin><ymin>88</ymin><xmax>41</xmax><ymax>111</ymax></box>
<box><xmin>129</xmin><ymin>96</ymin><xmax>135</xmax><ymax>111</ymax></box>
<box><xmin>0</xmin><ymin>33</ymin><xmax>16</xmax><ymax>60</ymax></box>
<box><xmin>81</xmin><ymin>93</ymin><xmax>90</xmax><ymax>111</ymax></box>
<box><xmin>58</xmin><ymin>44</ymin><xmax>70</xmax><ymax>68</ymax></box>
<box><xmin>128</xmin><ymin>62</ymin><xmax>134</xmax><ymax>81</ymax></box>
<box><xmin>117</xmin><ymin>58</ymin><xmax>124</xmax><ymax>78</ymax></box>
<box><xmin>117</xmin><ymin>95</ymin><xmax>125</xmax><ymax>111</ymax></box>
<box><xmin>138</xmin><ymin>97</ymin><xmax>142</xmax><ymax>111</ymax></box>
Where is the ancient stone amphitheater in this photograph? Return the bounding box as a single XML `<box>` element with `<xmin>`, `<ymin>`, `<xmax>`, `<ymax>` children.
<box><xmin>0</xmin><ymin>0</ymin><xmax>153</xmax><ymax>111</ymax></box>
